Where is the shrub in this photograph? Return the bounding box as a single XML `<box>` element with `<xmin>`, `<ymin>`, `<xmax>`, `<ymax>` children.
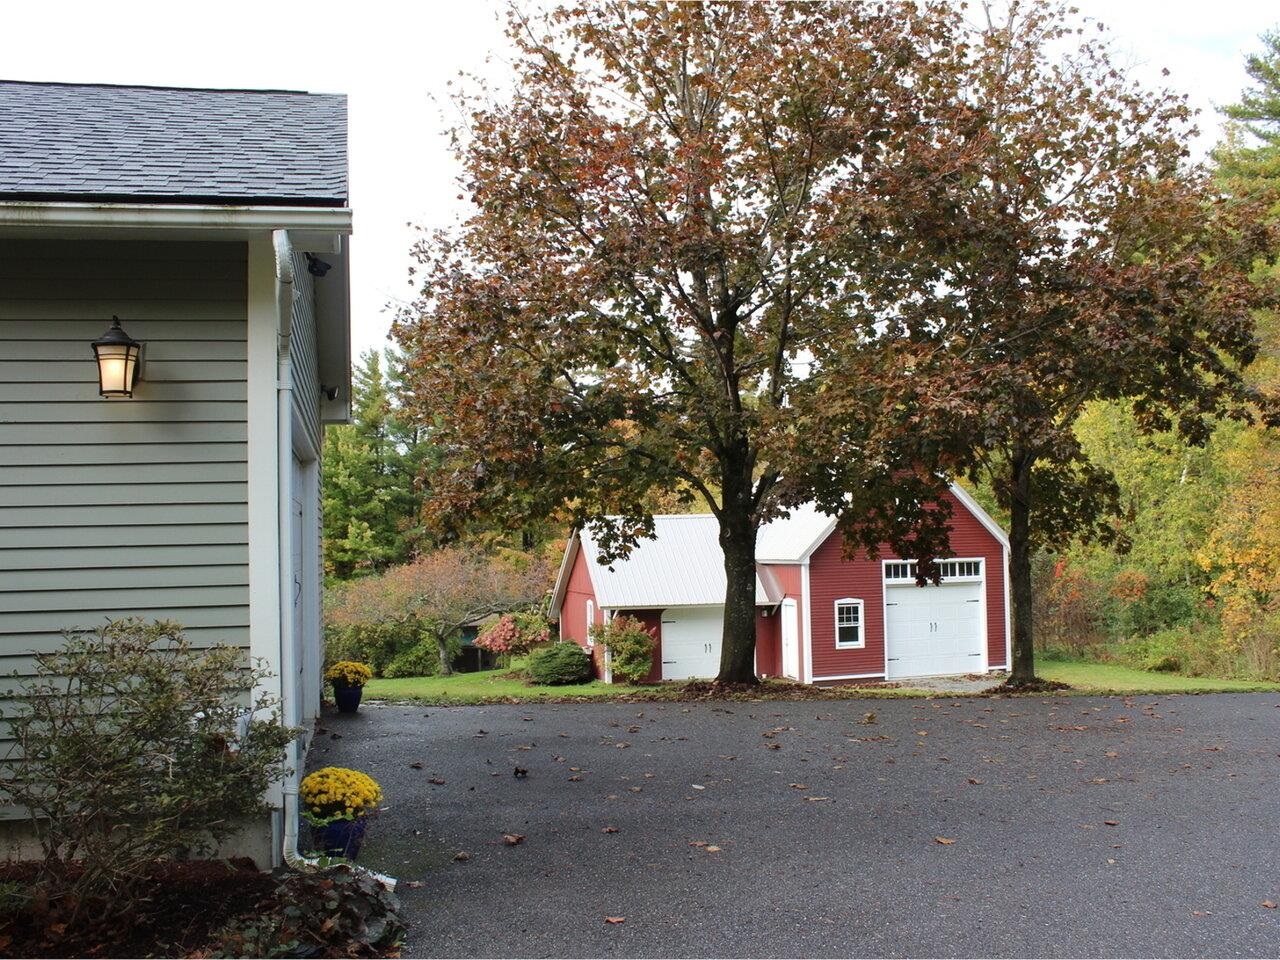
<box><xmin>1123</xmin><ymin>623</ymin><xmax>1225</xmax><ymax>676</ymax></box>
<box><xmin>0</xmin><ymin>619</ymin><xmax>296</xmax><ymax>915</ymax></box>
<box><xmin>382</xmin><ymin>635</ymin><xmax>460</xmax><ymax>678</ymax></box>
<box><xmin>477</xmin><ymin>611</ymin><xmax>553</xmax><ymax>662</ymax></box>
<box><xmin>527</xmin><ymin>643</ymin><xmax>593</xmax><ymax>685</ymax></box>
<box><xmin>590</xmin><ymin>616</ymin><xmax>657</xmax><ymax>682</ymax></box>
<box><xmin>208</xmin><ymin>865</ymin><xmax>405</xmax><ymax>958</ymax></box>
<box><xmin>324</xmin><ymin>661</ymin><xmax>373</xmax><ymax>687</ymax></box>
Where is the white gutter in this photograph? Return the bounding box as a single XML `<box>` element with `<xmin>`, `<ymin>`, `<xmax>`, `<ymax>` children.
<box><xmin>0</xmin><ymin>200</ymin><xmax>352</xmax><ymax>236</ymax></box>
<box><xmin>271</xmin><ymin>230</ymin><xmax>393</xmax><ymax>890</ymax></box>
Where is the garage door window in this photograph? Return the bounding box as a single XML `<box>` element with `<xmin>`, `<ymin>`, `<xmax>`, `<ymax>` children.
<box><xmin>834</xmin><ymin>598</ymin><xmax>864</xmax><ymax>649</ymax></box>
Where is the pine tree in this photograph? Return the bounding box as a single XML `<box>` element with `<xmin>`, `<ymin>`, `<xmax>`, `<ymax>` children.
<box><xmin>322</xmin><ymin>350</ymin><xmax>434</xmax><ymax>579</ymax></box>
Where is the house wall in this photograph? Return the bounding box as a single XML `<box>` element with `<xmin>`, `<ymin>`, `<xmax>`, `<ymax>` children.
<box><xmin>0</xmin><ymin>236</ymin><xmax>250</xmax><ymax>713</ymax></box>
<box><xmin>559</xmin><ymin>543</ymin><xmax>605</xmax><ymax>674</ymax></box>
<box><xmin>761</xmin><ymin>563</ymin><xmax>803</xmax><ymax>679</ymax></box>
<box><xmin>806</xmin><ymin>491</ymin><xmax>1008</xmax><ymax>679</ymax></box>
<box><xmin>615</xmin><ymin>609</ymin><xmax>663</xmax><ymax>683</ymax></box>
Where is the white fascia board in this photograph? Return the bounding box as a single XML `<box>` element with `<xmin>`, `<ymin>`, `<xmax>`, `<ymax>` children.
<box><xmin>948</xmin><ymin>482</ymin><xmax>1010</xmax><ymax>550</ymax></box>
<box><xmin>0</xmin><ymin>201</ymin><xmax>352</xmax><ymax>240</ymax></box>
<box><xmin>549</xmin><ymin>533</ymin><xmax>582</xmax><ymax>618</ymax></box>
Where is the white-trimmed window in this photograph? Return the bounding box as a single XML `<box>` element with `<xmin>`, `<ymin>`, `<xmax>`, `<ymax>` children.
<box><xmin>884</xmin><ymin>560</ymin><xmax>982</xmax><ymax>581</ymax></box>
<box><xmin>834</xmin><ymin>598</ymin><xmax>864</xmax><ymax>649</ymax></box>
<box><xmin>586</xmin><ymin>599</ymin><xmax>595</xmax><ymax>646</ymax></box>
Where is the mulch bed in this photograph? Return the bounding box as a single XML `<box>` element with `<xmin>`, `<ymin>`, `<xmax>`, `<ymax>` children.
<box><xmin>0</xmin><ymin>858</ymin><xmax>275</xmax><ymax>959</ymax></box>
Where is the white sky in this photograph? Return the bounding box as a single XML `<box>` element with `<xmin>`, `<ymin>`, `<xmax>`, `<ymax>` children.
<box><xmin>4</xmin><ymin>0</ymin><xmax>1275</xmax><ymax>360</ymax></box>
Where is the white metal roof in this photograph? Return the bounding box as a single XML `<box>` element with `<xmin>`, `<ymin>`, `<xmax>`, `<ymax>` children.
<box><xmin>554</xmin><ymin>484</ymin><xmax>1008</xmax><ymax>614</ymax></box>
<box><xmin>578</xmin><ymin>515</ymin><xmax>784</xmax><ymax>609</ymax></box>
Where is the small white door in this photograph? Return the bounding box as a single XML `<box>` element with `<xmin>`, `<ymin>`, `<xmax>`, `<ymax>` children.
<box><xmin>659</xmin><ymin>606</ymin><xmax>722</xmax><ymax>680</ymax></box>
<box><xmin>780</xmin><ymin>598</ymin><xmax>800</xmax><ymax>679</ymax></box>
<box><xmin>884</xmin><ymin>581</ymin><xmax>984</xmax><ymax>679</ymax></box>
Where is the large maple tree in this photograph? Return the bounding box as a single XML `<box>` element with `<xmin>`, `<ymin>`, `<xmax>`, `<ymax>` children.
<box><xmin>395</xmin><ymin>1</ymin><xmax>979</xmax><ymax>683</ymax></box>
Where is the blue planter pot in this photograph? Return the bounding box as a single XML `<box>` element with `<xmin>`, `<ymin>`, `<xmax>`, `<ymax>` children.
<box><xmin>310</xmin><ymin>815</ymin><xmax>369</xmax><ymax>859</ymax></box>
<box><xmin>333</xmin><ymin>681</ymin><xmax>363</xmax><ymax>714</ymax></box>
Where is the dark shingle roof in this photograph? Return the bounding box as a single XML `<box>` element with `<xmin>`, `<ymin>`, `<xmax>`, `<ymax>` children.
<box><xmin>0</xmin><ymin>80</ymin><xmax>347</xmax><ymax>206</ymax></box>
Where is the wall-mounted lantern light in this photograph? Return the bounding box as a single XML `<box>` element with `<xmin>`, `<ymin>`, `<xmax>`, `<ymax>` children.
<box><xmin>91</xmin><ymin>317</ymin><xmax>142</xmax><ymax>398</ymax></box>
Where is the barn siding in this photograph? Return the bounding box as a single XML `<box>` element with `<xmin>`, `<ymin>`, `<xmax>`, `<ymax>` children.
<box><xmin>807</xmin><ymin>491</ymin><xmax>1007</xmax><ymax>679</ymax></box>
<box><xmin>559</xmin><ymin>540</ymin><xmax>603</xmax><ymax>649</ymax></box>
<box><xmin>0</xmin><ymin>239</ymin><xmax>249</xmax><ymax>756</ymax></box>
<box><xmin>615</xmin><ymin>609</ymin><xmax>663</xmax><ymax>683</ymax></box>
<box><xmin>763</xmin><ymin>563</ymin><xmax>803</xmax><ymax>679</ymax></box>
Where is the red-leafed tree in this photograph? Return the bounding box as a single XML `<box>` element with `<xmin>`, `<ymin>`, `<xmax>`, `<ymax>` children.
<box><xmin>395</xmin><ymin>1</ymin><xmax>984</xmax><ymax>684</ymax></box>
<box><xmin>918</xmin><ymin>2</ymin><xmax>1278</xmax><ymax>684</ymax></box>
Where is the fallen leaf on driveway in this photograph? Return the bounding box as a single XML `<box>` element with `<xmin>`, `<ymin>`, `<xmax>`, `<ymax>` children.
<box><xmin>629</xmin><ymin>786</ymin><xmax>642</xmax><ymax>792</ymax></box>
<box><xmin>1263</xmin><ymin>901</ymin><xmax>1277</xmax><ymax>910</ymax></box>
<box><xmin>616</xmin><ymin>742</ymin><xmax>631</xmax><ymax>749</ymax></box>
<box><xmin>409</xmin><ymin>761</ymin><xmax>424</xmax><ymax>769</ymax></box>
<box><xmin>859</xmin><ymin>712</ymin><xmax>877</xmax><ymax>725</ymax></box>
<box><xmin>789</xmin><ymin>783</ymin><xmax>809</xmax><ymax>790</ymax></box>
<box><xmin>502</xmin><ymin>833</ymin><xmax>525</xmax><ymax>846</ymax></box>
<box><xmin>1105</xmin><ymin>751</ymin><xmax>1118</xmax><ymax>758</ymax></box>
<box><xmin>1191</xmin><ymin>910</ymin><xmax>1212</xmax><ymax>917</ymax></box>
<box><xmin>404</xmin><ymin>880</ymin><xmax>425</xmax><ymax>888</ymax></box>
<box><xmin>513</xmin><ymin>767</ymin><xmax>528</xmax><ymax>778</ymax></box>
<box><xmin>692</xmin><ymin>784</ymin><xmax>705</xmax><ymax>790</ymax></box>
<box><xmin>704</xmin><ymin>845</ymin><xmax>722</xmax><ymax>853</ymax></box>
<box><xmin>568</xmin><ymin>775</ymin><xmax>582</xmax><ymax>781</ymax></box>
<box><xmin>967</xmin><ymin>778</ymin><xmax>983</xmax><ymax>785</ymax></box>
<box><xmin>1103</xmin><ymin>820</ymin><xmax>1119</xmax><ymax>826</ymax></box>
<box><xmin>804</xmin><ymin>796</ymin><xmax>831</xmax><ymax>802</ymax></box>
<box><xmin>602</xmin><ymin>826</ymin><xmax>619</xmax><ymax>833</ymax></box>
<box><xmin>934</xmin><ymin>837</ymin><xmax>956</xmax><ymax>845</ymax></box>
<box><xmin>604</xmin><ymin>917</ymin><xmax>626</xmax><ymax>924</ymax></box>
<box><xmin>689</xmin><ymin>840</ymin><xmax>709</xmax><ymax>847</ymax></box>
<box><xmin>453</xmin><ymin>852</ymin><xmax>471</xmax><ymax>861</ymax></box>
<box><xmin>765</xmin><ymin>743</ymin><xmax>781</xmax><ymax>751</ymax></box>
<box><xmin>429</xmin><ymin>777</ymin><xmax>446</xmax><ymax>785</ymax></box>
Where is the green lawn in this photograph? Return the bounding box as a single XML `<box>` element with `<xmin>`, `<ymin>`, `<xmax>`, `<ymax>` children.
<box><xmin>362</xmin><ymin>667</ymin><xmax>669</xmax><ymax>705</ymax></box>
<box><xmin>1036</xmin><ymin>658</ymin><xmax>1280</xmax><ymax>695</ymax></box>
<box><xmin>362</xmin><ymin>657</ymin><xmax>1280</xmax><ymax>705</ymax></box>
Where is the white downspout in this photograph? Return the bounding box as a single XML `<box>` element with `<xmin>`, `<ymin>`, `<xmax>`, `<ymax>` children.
<box><xmin>273</xmin><ymin>230</ymin><xmax>308</xmax><ymax>872</ymax></box>
<box><xmin>272</xmin><ymin>231</ymin><xmax>394</xmax><ymax>889</ymax></box>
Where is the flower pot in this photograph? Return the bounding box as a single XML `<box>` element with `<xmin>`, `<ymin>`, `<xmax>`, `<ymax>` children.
<box><xmin>333</xmin><ymin>681</ymin><xmax>363</xmax><ymax>714</ymax></box>
<box><xmin>310</xmin><ymin>815</ymin><xmax>369</xmax><ymax>859</ymax></box>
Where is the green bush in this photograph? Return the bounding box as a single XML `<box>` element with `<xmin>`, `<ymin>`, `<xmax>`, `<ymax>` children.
<box><xmin>527</xmin><ymin>643</ymin><xmax>593</xmax><ymax>685</ymax></box>
<box><xmin>1123</xmin><ymin>623</ymin><xmax>1224</xmax><ymax>676</ymax></box>
<box><xmin>325</xmin><ymin>620</ymin><xmax>459</xmax><ymax>678</ymax></box>
<box><xmin>591</xmin><ymin>616</ymin><xmax>657</xmax><ymax>683</ymax></box>
<box><xmin>1</xmin><ymin>619</ymin><xmax>296</xmax><ymax>915</ymax></box>
<box><xmin>383</xmin><ymin>634</ymin><xmax>461</xmax><ymax>678</ymax></box>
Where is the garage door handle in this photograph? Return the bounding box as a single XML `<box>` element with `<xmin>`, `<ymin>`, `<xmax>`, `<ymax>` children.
<box><xmin>966</xmin><ymin>599</ymin><xmax>980</xmax><ymax>603</ymax></box>
<box><xmin>969</xmin><ymin>652</ymin><xmax>982</xmax><ymax>656</ymax></box>
<box><xmin>887</xmin><ymin>657</ymin><xmax>900</xmax><ymax>661</ymax></box>
<box><xmin>662</xmin><ymin>660</ymin><xmax>677</xmax><ymax>664</ymax></box>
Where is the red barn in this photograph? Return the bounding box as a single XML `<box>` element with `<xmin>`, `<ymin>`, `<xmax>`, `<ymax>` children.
<box><xmin>549</xmin><ymin>485</ymin><xmax>1010</xmax><ymax>683</ymax></box>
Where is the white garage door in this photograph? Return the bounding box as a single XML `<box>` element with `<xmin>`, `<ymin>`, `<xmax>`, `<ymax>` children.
<box><xmin>884</xmin><ymin>582</ymin><xmax>984</xmax><ymax>679</ymax></box>
<box><xmin>660</xmin><ymin>606</ymin><xmax>723</xmax><ymax>680</ymax></box>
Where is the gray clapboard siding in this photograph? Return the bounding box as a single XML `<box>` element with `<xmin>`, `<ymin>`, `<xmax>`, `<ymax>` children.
<box><xmin>1</xmin><ymin>523</ymin><xmax>248</xmax><ymax>549</ymax></box>
<box><xmin>0</xmin><ymin>320</ymin><xmax>248</xmax><ymax>341</ymax></box>
<box><xmin>0</xmin><ymin>543</ymin><xmax>248</xmax><ymax>571</ymax></box>
<box><xmin>4</xmin><ymin>341</ymin><xmax>247</xmax><ymax>361</ymax></box>
<box><xmin>0</xmin><ymin>239</ymin><xmax>251</xmax><ymax>763</ymax></box>
<box><xmin>0</xmin><ymin>461</ymin><xmax>246</xmax><ymax>486</ymax></box>
<box><xmin>289</xmin><ymin>253</ymin><xmax>322</xmax><ymax>455</ymax></box>
<box><xmin>0</xmin><ymin>360</ymin><xmax>246</xmax><ymax>383</ymax></box>
<box><xmin>1</xmin><ymin>443</ymin><xmax>245</xmax><ymax>466</ymax></box>
<box><xmin>0</xmin><ymin>503</ymin><xmax>246</xmax><ymax>529</ymax></box>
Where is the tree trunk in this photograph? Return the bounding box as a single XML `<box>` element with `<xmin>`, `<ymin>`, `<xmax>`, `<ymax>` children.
<box><xmin>1008</xmin><ymin>449</ymin><xmax>1036</xmax><ymax>683</ymax></box>
<box><xmin>716</xmin><ymin>465</ymin><xmax>759</xmax><ymax>685</ymax></box>
<box><xmin>435</xmin><ymin>630</ymin><xmax>454</xmax><ymax>677</ymax></box>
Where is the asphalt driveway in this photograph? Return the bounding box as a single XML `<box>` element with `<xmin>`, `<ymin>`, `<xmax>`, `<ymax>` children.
<box><xmin>307</xmin><ymin>694</ymin><xmax>1280</xmax><ymax>958</ymax></box>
